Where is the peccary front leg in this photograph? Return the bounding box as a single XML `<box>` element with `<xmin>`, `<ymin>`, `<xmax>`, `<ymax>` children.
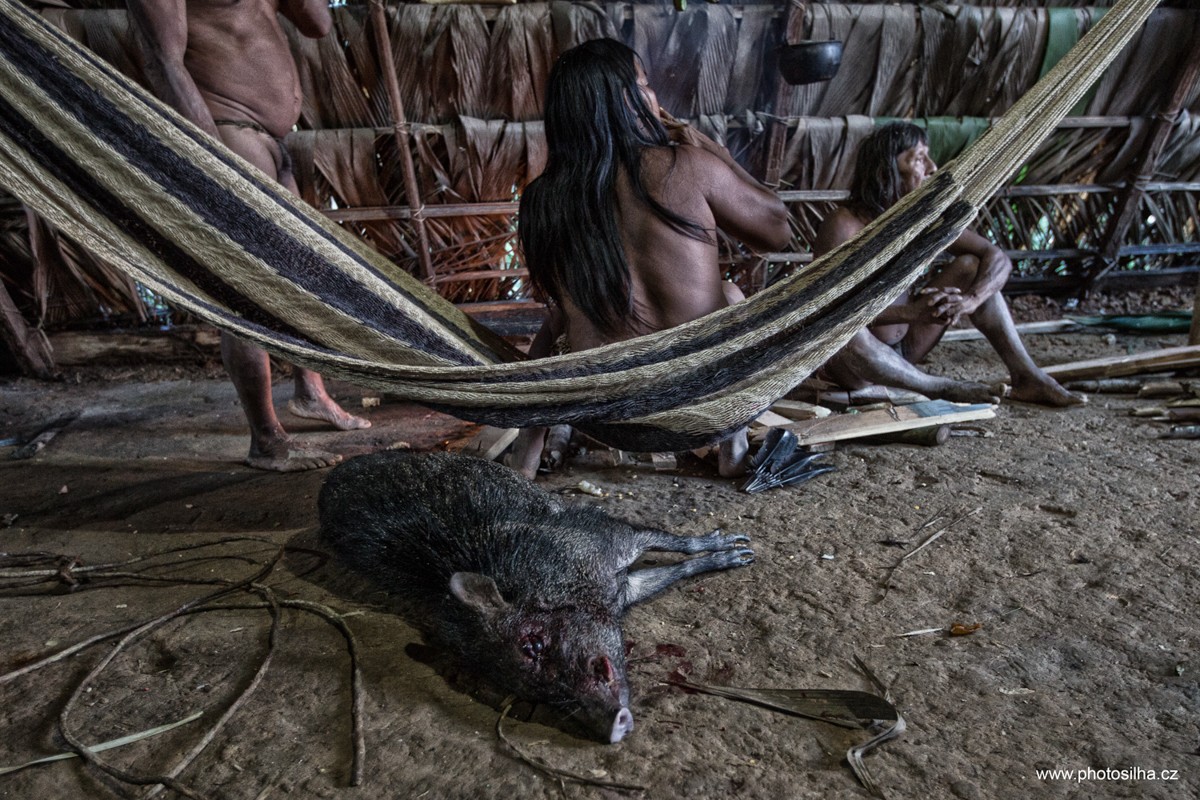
<box><xmin>621</xmin><ymin>547</ymin><xmax>754</xmax><ymax>608</ymax></box>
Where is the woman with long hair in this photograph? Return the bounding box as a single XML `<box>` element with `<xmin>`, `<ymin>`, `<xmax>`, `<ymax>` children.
<box><xmin>511</xmin><ymin>38</ymin><xmax>791</xmax><ymax>477</ymax></box>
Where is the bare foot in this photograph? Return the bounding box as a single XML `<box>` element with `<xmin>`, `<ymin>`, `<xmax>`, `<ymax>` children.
<box><xmin>245</xmin><ymin>445</ymin><xmax>343</xmax><ymax>472</ymax></box>
<box><xmin>287</xmin><ymin>398</ymin><xmax>372</xmax><ymax>430</ymax></box>
<box><xmin>1008</xmin><ymin>374</ymin><xmax>1087</xmax><ymax>408</ymax></box>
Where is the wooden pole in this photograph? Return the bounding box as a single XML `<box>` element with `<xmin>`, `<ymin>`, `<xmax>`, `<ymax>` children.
<box><xmin>762</xmin><ymin>1</ymin><xmax>806</xmax><ymax>190</ymax></box>
<box><xmin>1189</xmin><ymin>280</ymin><xmax>1200</xmax><ymax>346</ymax></box>
<box><xmin>1084</xmin><ymin>20</ymin><xmax>1200</xmax><ymax>293</ymax></box>
<box><xmin>316</xmin><ymin>180</ymin><xmax>1200</xmax><ymax>223</ymax></box>
<box><xmin>368</xmin><ymin>0</ymin><xmax>437</xmax><ymax>285</ymax></box>
<box><xmin>0</xmin><ymin>273</ymin><xmax>54</xmax><ymax>378</ymax></box>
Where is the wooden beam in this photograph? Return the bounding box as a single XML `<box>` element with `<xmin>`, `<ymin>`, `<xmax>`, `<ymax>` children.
<box><xmin>0</xmin><ymin>277</ymin><xmax>54</xmax><ymax>378</ymax></box>
<box><xmin>315</xmin><ymin>182</ymin><xmax>1200</xmax><ymax>224</ymax></box>
<box><xmin>770</xmin><ymin>115</ymin><xmax>1134</xmax><ymax>131</ymax></box>
<box><xmin>778</xmin><ymin>189</ymin><xmax>849</xmax><ymax>203</ymax></box>
<box><xmin>46</xmin><ymin>326</ymin><xmax>221</xmax><ymax>366</ymax></box>
<box><xmin>1005</xmin><ymin>248</ymin><xmax>1093</xmax><ymax>260</ymax></box>
<box><xmin>1006</xmin><ymin>266</ymin><xmax>1199</xmax><ymax>295</ymax></box>
<box><xmin>369</xmin><ymin>0</ymin><xmax>436</xmax><ymax>285</ymax></box>
<box><xmin>326</xmin><ymin>201</ymin><xmax>517</xmax><ymax>222</ymax></box>
<box><xmin>942</xmin><ymin>319</ymin><xmax>1080</xmax><ymax>342</ymax></box>
<box><xmin>769</xmin><ymin>398</ymin><xmax>831</xmax><ymax>420</ymax></box>
<box><xmin>451</xmin><ymin>425</ymin><xmax>520</xmax><ymax>461</ymax></box>
<box><xmin>1085</xmin><ymin>21</ymin><xmax>1200</xmax><ymax>291</ymax></box>
<box><xmin>433</xmin><ymin>268</ymin><xmax>528</xmax><ymax>284</ymax></box>
<box><xmin>999</xmin><ymin>184</ymin><xmax>1113</xmax><ymax>197</ymax></box>
<box><xmin>1043</xmin><ymin>345</ymin><xmax>1200</xmax><ymax>382</ymax></box>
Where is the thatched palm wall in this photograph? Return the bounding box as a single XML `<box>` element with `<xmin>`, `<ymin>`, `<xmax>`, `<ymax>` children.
<box><xmin>1</xmin><ymin>0</ymin><xmax>1198</xmax><ymax>338</ymax></box>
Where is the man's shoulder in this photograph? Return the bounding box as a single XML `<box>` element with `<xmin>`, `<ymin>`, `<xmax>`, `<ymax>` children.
<box><xmin>641</xmin><ymin>143</ymin><xmax>720</xmax><ymax>175</ymax></box>
<box><xmin>814</xmin><ymin>205</ymin><xmax>868</xmax><ymax>256</ymax></box>
<box><xmin>824</xmin><ymin>205</ymin><xmax>864</xmax><ymax>226</ymax></box>
<box><xmin>817</xmin><ymin>206</ymin><xmax>863</xmax><ymax>232</ymax></box>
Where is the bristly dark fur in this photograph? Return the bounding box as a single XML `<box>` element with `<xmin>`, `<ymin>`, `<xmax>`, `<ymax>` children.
<box><xmin>317</xmin><ymin>450</ymin><xmax>756</xmax><ymax>742</ymax></box>
<box><xmin>518</xmin><ymin>38</ymin><xmax>710</xmax><ymax>338</ymax></box>
<box><xmin>848</xmin><ymin>121</ymin><xmax>927</xmax><ymax>220</ymax></box>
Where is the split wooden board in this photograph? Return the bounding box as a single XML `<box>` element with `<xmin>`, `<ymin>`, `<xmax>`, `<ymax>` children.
<box><xmin>1043</xmin><ymin>345</ymin><xmax>1200</xmax><ymax>381</ymax></box>
<box><xmin>776</xmin><ymin>400</ymin><xmax>996</xmax><ymax>446</ymax></box>
<box><xmin>453</xmin><ymin>426</ymin><xmax>519</xmax><ymax>461</ymax></box>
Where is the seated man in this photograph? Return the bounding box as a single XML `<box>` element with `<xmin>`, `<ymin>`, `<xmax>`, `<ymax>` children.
<box><xmin>510</xmin><ymin>38</ymin><xmax>791</xmax><ymax>479</ymax></box>
<box><xmin>813</xmin><ymin>122</ymin><xmax>1085</xmax><ymax>408</ymax></box>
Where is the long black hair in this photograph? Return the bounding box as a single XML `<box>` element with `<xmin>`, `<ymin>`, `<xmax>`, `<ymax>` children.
<box><xmin>518</xmin><ymin>38</ymin><xmax>710</xmax><ymax>338</ymax></box>
<box><xmin>848</xmin><ymin>122</ymin><xmax>927</xmax><ymax>220</ymax></box>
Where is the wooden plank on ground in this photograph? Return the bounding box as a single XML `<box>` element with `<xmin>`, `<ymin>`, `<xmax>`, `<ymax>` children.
<box><xmin>752</xmin><ymin>409</ymin><xmax>795</xmax><ymax>429</ymax></box>
<box><xmin>778</xmin><ymin>400</ymin><xmax>996</xmax><ymax>446</ymax></box>
<box><xmin>1043</xmin><ymin>345</ymin><xmax>1200</xmax><ymax>381</ymax></box>
<box><xmin>770</xmin><ymin>399</ymin><xmax>832</xmax><ymax>420</ymax></box>
<box><xmin>454</xmin><ymin>426</ymin><xmax>519</xmax><ymax>462</ymax></box>
<box><xmin>943</xmin><ymin>319</ymin><xmax>1079</xmax><ymax>342</ymax></box>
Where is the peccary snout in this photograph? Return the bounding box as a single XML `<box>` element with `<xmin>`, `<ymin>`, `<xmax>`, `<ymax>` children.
<box><xmin>610</xmin><ymin>707</ymin><xmax>634</xmax><ymax>743</ymax></box>
<box><xmin>448</xmin><ymin>571</ymin><xmax>631</xmax><ymax>742</ymax></box>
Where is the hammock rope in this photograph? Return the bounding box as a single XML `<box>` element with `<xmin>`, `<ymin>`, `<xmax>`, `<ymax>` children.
<box><xmin>0</xmin><ymin>0</ymin><xmax>1160</xmax><ymax>451</ymax></box>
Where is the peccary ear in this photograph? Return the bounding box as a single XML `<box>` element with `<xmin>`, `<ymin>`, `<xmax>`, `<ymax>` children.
<box><xmin>449</xmin><ymin>572</ymin><xmax>509</xmax><ymax>616</ymax></box>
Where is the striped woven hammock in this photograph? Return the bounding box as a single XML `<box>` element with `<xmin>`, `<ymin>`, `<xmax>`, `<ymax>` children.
<box><xmin>0</xmin><ymin>0</ymin><xmax>1160</xmax><ymax>451</ymax></box>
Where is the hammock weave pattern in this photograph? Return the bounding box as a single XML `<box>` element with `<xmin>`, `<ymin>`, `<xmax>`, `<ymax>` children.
<box><xmin>0</xmin><ymin>0</ymin><xmax>1159</xmax><ymax>451</ymax></box>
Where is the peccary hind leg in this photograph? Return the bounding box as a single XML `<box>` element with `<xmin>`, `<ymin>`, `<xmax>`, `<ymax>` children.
<box><xmin>618</xmin><ymin>528</ymin><xmax>754</xmax><ymax>609</ymax></box>
<box><xmin>627</xmin><ymin>527</ymin><xmax>750</xmax><ymax>556</ymax></box>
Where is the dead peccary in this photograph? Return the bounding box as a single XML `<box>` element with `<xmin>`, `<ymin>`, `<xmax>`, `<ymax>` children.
<box><xmin>317</xmin><ymin>450</ymin><xmax>753</xmax><ymax>743</ymax></box>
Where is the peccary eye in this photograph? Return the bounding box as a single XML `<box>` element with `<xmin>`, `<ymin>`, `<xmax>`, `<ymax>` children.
<box><xmin>519</xmin><ymin>634</ymin><xmax>546</xmax><ymax>661</ymax></box>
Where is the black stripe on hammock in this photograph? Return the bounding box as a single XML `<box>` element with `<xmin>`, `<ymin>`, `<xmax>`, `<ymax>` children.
<box><xmin>0</xmin><ymin>93</ymin><xmax>316</xmax><ymax>342</ymax></box>
<box><xmin>0</xmin><ymin>4</ymin><xmax>491</xmax><ymax>366</ymax></box>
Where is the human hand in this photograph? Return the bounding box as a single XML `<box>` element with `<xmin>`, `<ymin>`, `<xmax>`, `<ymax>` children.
<box><xmin>916</xmin><ymin>287</ymin><xmax>980</xmax><ymax>326</ymax></box>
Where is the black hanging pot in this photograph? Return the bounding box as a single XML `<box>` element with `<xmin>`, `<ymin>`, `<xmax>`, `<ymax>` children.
<box><xmin>777</xmin><ymin>40</ymin><xmax>843</xmax><ymax>85</ymax></box>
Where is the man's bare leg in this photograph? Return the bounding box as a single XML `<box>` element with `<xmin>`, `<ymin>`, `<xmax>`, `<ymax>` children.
<box><xmin>221</xmin><ymin>333</ymin><xmax>342</xmax><ymax>472</ymax></box>
<box><xmin>967</xmin><ymin>292</ymin><xmax>1084</xmax><ymax>407</ymax></box>
<box><xmin>508</xmin><ymin>426</ymin><xmax>547</xmax><ymax>480</ymax></box>
<box><xmin>824</xmin><ymin>330</ymin><xmax>1001</xmax><ymax>405</ymax></box>
<box><xmin>287</xmin><ymin>369</ymin><xmax>372</xmax><ymax>430</ymax></box>
<box><xmin>902</xmin><ymin>256</ymin><xmax>1084</xmax><ymax>407</ymax></box>
<box><xmin>718</xmin><ymin>428</ymin><xmax>749</xmax><ymax>478</ymax></box>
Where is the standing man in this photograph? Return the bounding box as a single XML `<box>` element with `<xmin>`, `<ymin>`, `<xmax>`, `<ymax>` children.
<box><xmin>129</xmin><ymin>0</ymin><xmax>371</xmax><ymax>471</ymax></box>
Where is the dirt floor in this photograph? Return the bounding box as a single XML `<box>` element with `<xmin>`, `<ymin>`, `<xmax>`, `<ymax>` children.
<box><xmin>1</xmin><ymin>299</ymin><xmax>1197</xmax><ymax>799</ymax></box>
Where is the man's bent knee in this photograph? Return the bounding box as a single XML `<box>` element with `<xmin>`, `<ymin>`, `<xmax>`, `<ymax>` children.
<box><xmin>931</xmin><ymin>254</ymin><xmax>980</xmax><ymax>289</ymax></box>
